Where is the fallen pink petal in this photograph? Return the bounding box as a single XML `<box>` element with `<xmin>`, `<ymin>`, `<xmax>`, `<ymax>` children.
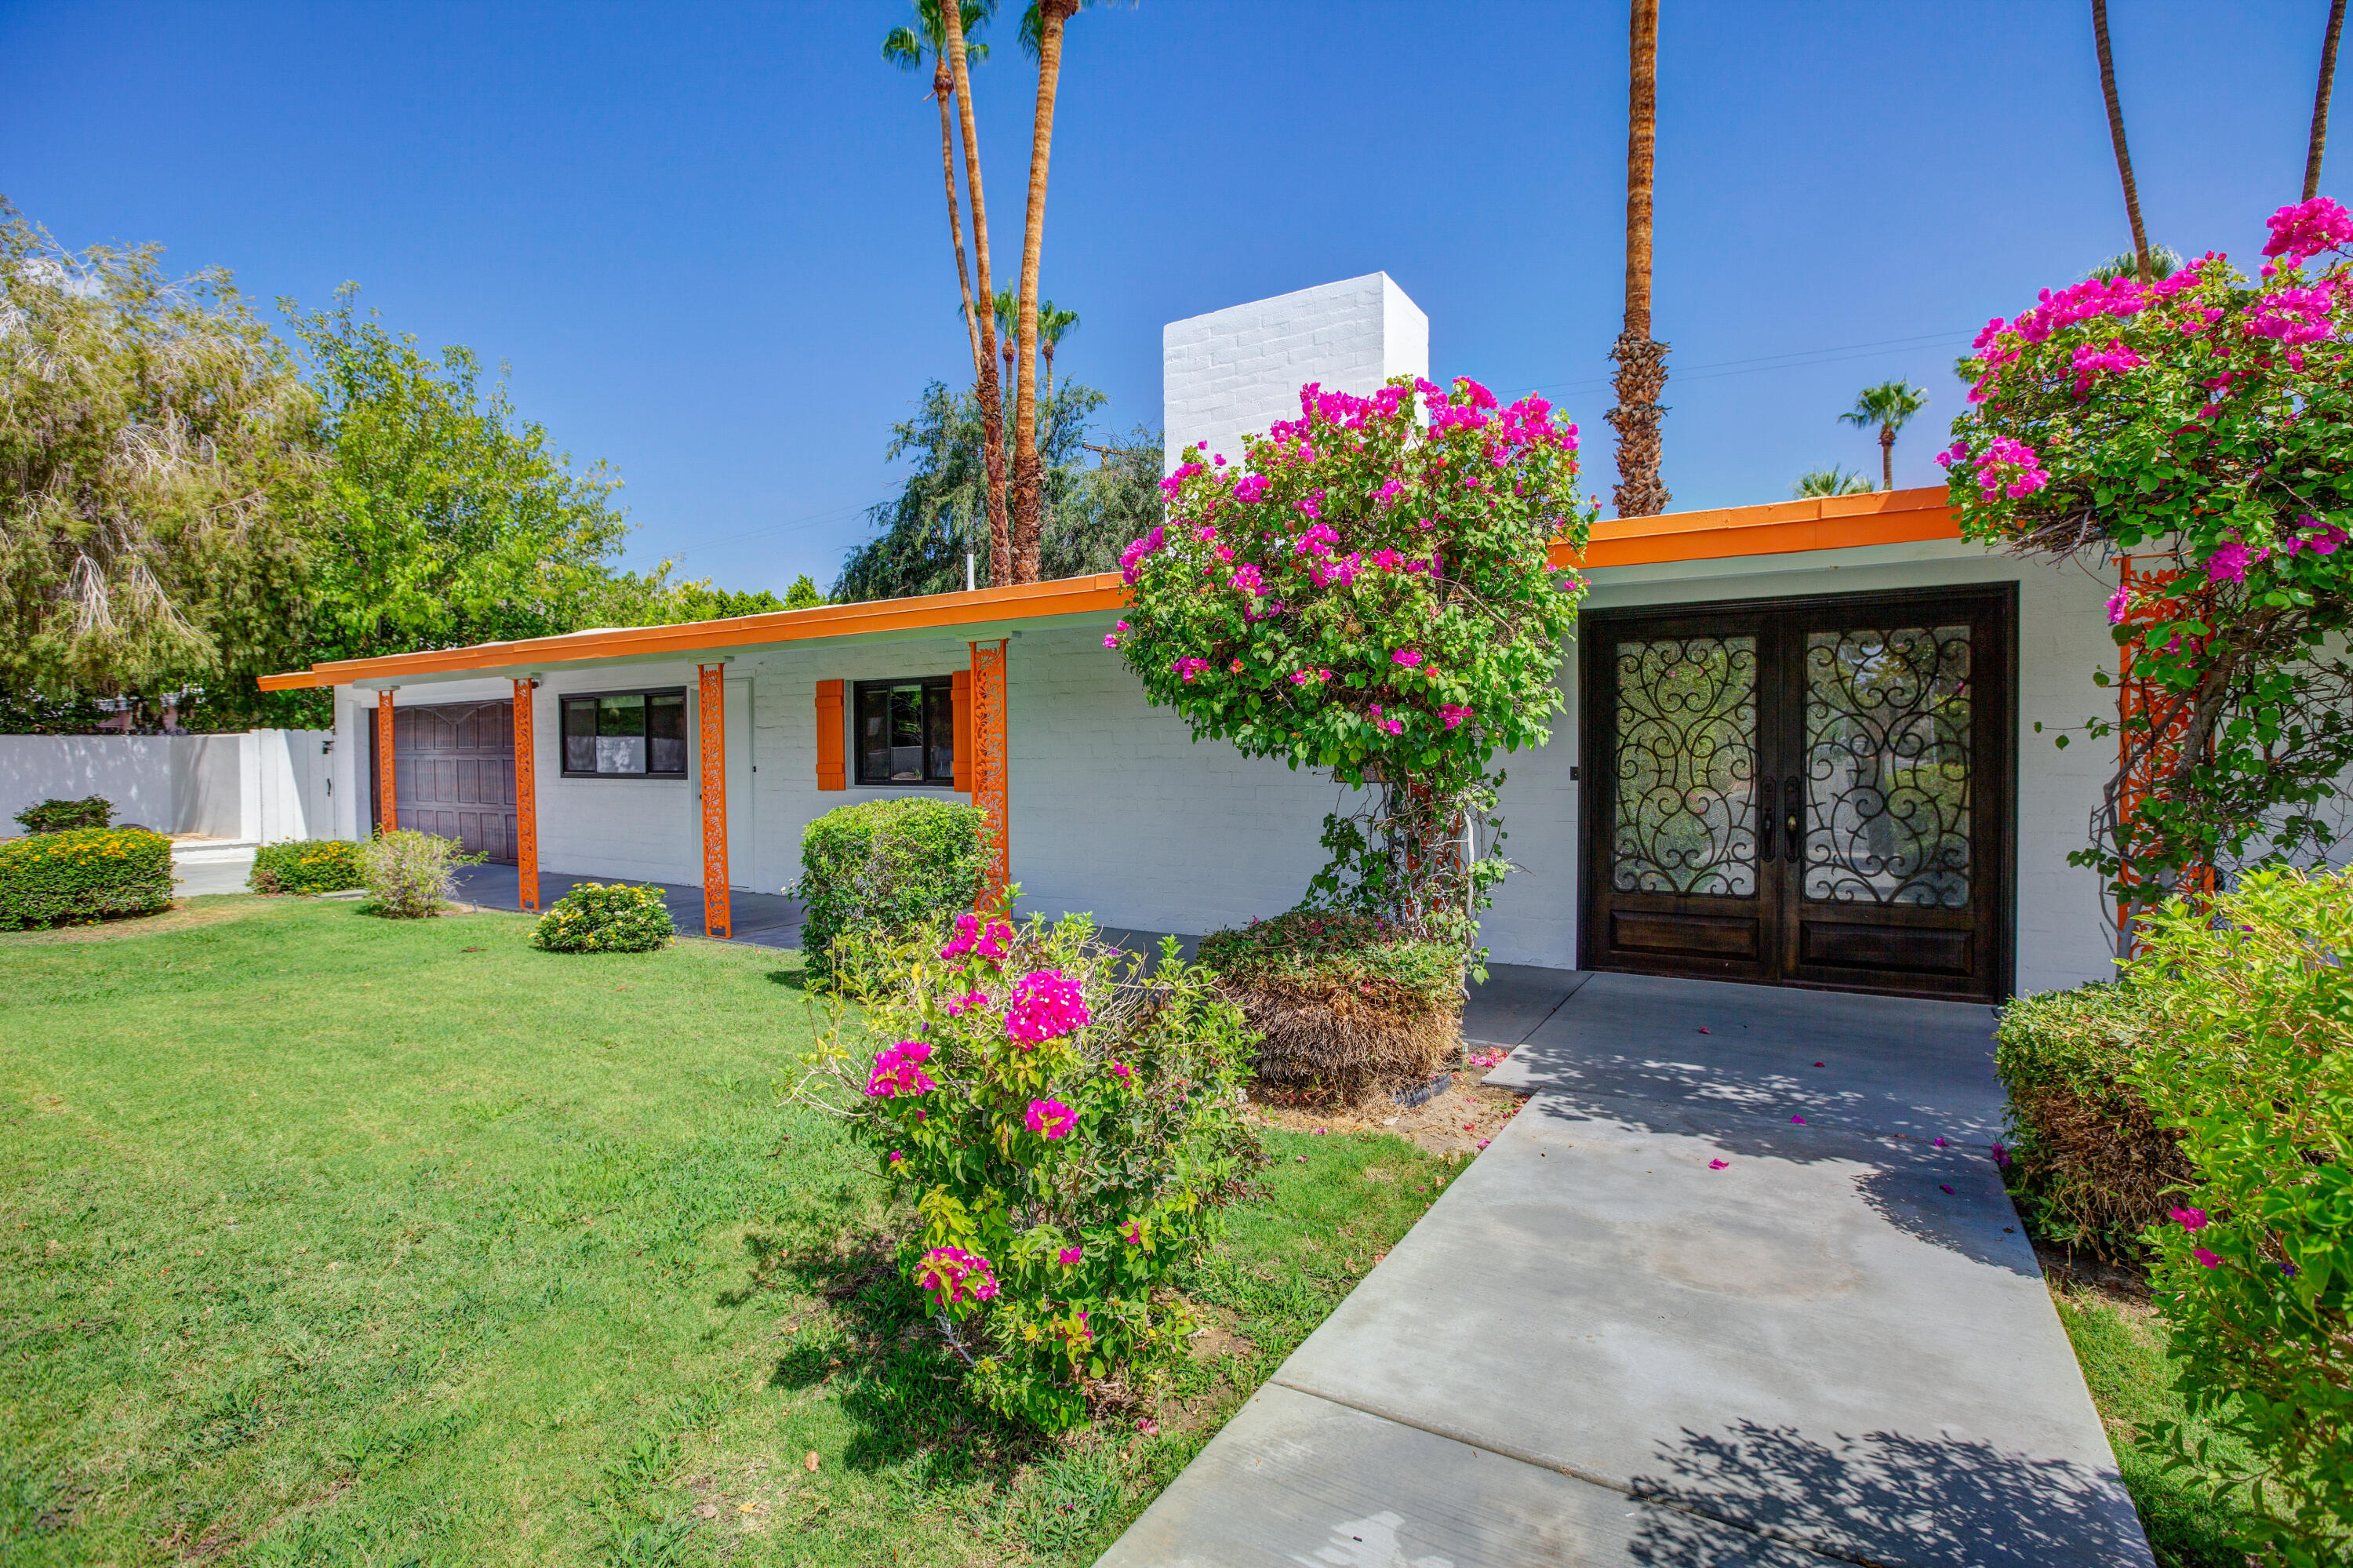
<box><xmin>1791</xmin><ymin>1115</ymin><xmax>1806</xmax><ymax>1125</ymax></box>
<box><xmin>1709</xmin><ymin>1159</ymin><xmax>1729</xmax><ymax>1170</ymax></box>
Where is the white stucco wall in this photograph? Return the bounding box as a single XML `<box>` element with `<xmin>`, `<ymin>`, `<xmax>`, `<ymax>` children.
<box><xmin>0</xmin><ymin>730</ymin><xmax>329</xmax><ymax>841</ymax></box>
<box><xmin>1162</xmin><ymin>273</ymin><xmax>1428</xmax><ymax>471</ymax></box>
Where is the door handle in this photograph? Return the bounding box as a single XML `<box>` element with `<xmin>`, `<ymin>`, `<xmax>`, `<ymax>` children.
<box><xmin>1783</xmin><ymin>774</ymin><xmax>1804</xmax><ymax>865</ymax></box>
<box><xmin>1756</xmin><ymin>776</ymin><xmax>1777</xmax><ymax>861</ymax></box>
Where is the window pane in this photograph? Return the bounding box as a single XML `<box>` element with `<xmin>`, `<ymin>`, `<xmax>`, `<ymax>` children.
<box><xmin>647</xmin><ymin>693</ymin><xmax>687</xmax><ymax>775</ymax></box>
<box><xmin>926</xmin><ymin>685</ymin><xmax>955</xmax><ymax>782</ymax></box>
<box><xmin>598</xmin><ymin>694</ymin><xmax>646</xmax><ymax>737</ymax></box>
<box><xmin>888</xmin><ymin>686</ymin><xmax>923</xmax><ymax>780</ymax></box>
<box><xmin>859</xmin><ymin>686</ymin><xmax>889</xmax><ymax>784</ymax></box>
<box><xmin>563</xmin><ymin>699</ymin><xmax>597</xmax><ymax>773</ymax></box>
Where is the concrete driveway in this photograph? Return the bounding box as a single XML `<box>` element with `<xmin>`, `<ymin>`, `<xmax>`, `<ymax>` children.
<box><xmin>1096</xmin><ymin>970</ymin><xmax>2151</xmax><ymax>1568</ymax></box>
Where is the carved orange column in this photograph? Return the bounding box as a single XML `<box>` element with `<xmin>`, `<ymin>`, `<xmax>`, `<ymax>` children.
<box><xmin>698</xmin><ymin>662</ymin><xmax>731</xmax><ymax>938</ymax></box>
<box><xmin>969</xmin><ymin>639</ymin><xmax>1009</xmax><ymax>911</ymax></box>
<box><xmin>512</xmin><ymin>678</ymin><xmax>540</xmax><ymax>911</ymax></box>
<box><xmin>376</xmin><ymin>688</ymin><xmax>398</xmax><ymax>832</ymax></box>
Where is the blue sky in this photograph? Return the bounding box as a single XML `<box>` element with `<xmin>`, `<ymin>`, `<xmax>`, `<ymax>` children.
<box><xmin>3</xmin><ymin>1</ymin><xmax>2337</xmax><ymax>594</ymax></box>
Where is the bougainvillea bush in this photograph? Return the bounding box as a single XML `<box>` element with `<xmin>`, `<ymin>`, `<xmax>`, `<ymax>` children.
<box><xmin>1941</xmin><ymin>199</ymin><xmax>2353</xmax><ymax>922</ymax></box>
<box><xmin>799</xmin><ymin>899</ymin><xmax>1261</xmax><ymax>1429</ymax></box>
<box><xmin>2129</xmin><ymin>868</ymin><xmax>2353</xmax><ymax>1566</ymax></box>
<box><xmin>1112</xmin><ymin>377</ymin><xmax>1587</xmax><ymax>944</ymax></box>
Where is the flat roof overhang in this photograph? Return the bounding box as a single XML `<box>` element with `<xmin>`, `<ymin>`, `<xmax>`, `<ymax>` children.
<box><xmin>259</xmin><ymin>487</ymin><xmax>1962</xmax><ymax>693</ymax></box>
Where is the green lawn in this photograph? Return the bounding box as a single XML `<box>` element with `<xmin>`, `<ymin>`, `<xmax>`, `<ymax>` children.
<box><xmin>0</xmin><ymin>897</ymin><xmax>1459</xmax><ymax>1566</ymax></box>
<box><xmin>2049</xmin><ymin>1279</ymin><xmax>2266</xmax><ymax>1568</ymax></box>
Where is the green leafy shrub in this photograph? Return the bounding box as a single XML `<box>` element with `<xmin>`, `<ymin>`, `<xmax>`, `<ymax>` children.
<box><xmin>2130</xmin><ymin>867</ymin><xmax>2353</xmax><ymax>1566</ymax></box>
<box><xmin>0</xmin><ymin>826</ymin><xmax>173</xmax><ymax>929</ymax></box>
<box><xmin>247</xmin><ymin>839</ymin><xmax>365</xmax><ymax>896</ymax></box>
<box><xmin>789</xmin><ymin>796</ymin><xmax>987</xmax><ymax>976</ymax></box>
<box><xmin>1198</xmin><ymin>910</ymin><xmax>1464</xmax><ymax>1106</ymax></box>
<box><xmin>533</xmin><ymin>883</ymin><xmax>674</xmax><ymax>953</ymax></box>
<box><xmin>1994</xmin><ymin>980</ymin><xmax>2189</xmax><ymax>1258</ymax></box>
<box><xmin>13</xmin><ymin>795</ymin><xmax>113</xmax><ymax>834</ymax></box>
<box><xmin>358</xmin><ymin>829</ymin><xmax>484</xmax><ymax>919</ymax></box>
<box><xmin>799</xmin><ymin>896</ymin><xmax>1262</xmax><ymax>1430</ymax></box>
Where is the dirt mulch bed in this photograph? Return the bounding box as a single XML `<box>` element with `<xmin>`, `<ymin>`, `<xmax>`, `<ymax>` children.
<box><xmin>1248</xmin><ymin>1067</ymin><xmax>1529</xmax><ymax>1159</ymax></box>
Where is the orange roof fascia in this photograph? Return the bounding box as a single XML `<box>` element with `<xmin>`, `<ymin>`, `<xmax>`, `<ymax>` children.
<box><xmin>256</xmin><ymin>489</ymin><xmax>1965</xmax><ymax>692</ymax></box>
<box><xmin>1554</xmin><ymin>486</ymin><xmax>1959</xmax><ymax>571</ymax></box>
<box><xmin>258</xmin><ymin>573</ymin><xmax>1129</xmax><ymax>689</ymax></box>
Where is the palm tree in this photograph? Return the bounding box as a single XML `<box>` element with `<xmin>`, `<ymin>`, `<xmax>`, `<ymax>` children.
<box><xmin>938</xmin><ymin>0</ymin><xmax>1011</xmax><ymax>586</ymax></box>
<box><xmin>2091</xmin><ymin>0</ymin><xmax>2153</xmax><ymax>284</ymax></box>
<box><xmin>1008</xmin><ymin>0</ymin><xmax>1086</xmax><ymax>583</ymax></box>
<box><xmin>1036</xmin><ymin>300</ymin><xmax>1078</xmax><ymax>398</ymax></box>
<box><xmin>885</xmin><ymin>2</ymin><xmax>995</xmax><ymax>379</ymax></box>
<box><xmin>1792</xmin><ymin>467</ymin><xmax>1875</xmax><ymax>499</ymax></box>
<box><xmin>2311</xmin><ymin>0</ymin><xmax>2347</xmax><ymax>200</ymax></box>
<box><xmin>1607</xmin><ymin>0</ymin><xmax>1670</xmax><ymax>519</ymax></box>
<box><xmin>1838</xmin><ymin>381</ymin><xmax>1929</xmax><ymax>493</ymax></box>
<box><xmin>2089</xmin><ymin>245</ymin><xmax>2182</xmax><ymax>283</ymax></box>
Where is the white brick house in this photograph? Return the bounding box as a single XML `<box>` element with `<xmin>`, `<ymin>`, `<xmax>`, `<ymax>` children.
<box><xmin>264</xmin><ymin>277</ymin><xmax>2121</xmax><ymax>1002</ymax></box>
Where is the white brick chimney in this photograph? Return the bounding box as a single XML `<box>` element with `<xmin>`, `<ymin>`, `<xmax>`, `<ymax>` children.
<box><xmin>1161</xmin><ymin>273</ymin><xmax>1429</xmax><ymax>471</ymax></box>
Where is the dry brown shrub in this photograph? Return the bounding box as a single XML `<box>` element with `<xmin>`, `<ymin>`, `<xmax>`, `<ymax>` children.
<box><xmin>1220</xmin><ymin>977</ymin><xmax>1461</xmax><ymax>1108</ymax></box>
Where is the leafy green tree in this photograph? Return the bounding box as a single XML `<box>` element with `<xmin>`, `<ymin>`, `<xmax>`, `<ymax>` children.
<box><xmin>1791</xmin><ymin>467</ymin><xmax>1874</xmax><ymax>498</ymax></box>
<box><xmin>834</xmin><ymin>377</ymin><xmax>1143</xmax><ymax>602</ymax></box>
<box><xmin>1036</xmin><ymin>298</ymin><xmax>1078</xmax><ymax>398</ymax></box>
<box><xmin>0</xmin><ymin>203</ymin><xmax>322</xmax><ymax>711</ymax></box>
<box><xmin>286</xmin><ymin>288</ymin><xmax>632</xmax><ymax>665</ymax></box>
<box><xmin>1838</xmin><ymin>380</ymin><xmax>1929</xmax><ymax>493</ymax></box>
<box><xmin>2089</xmin><ymin>245</ymin><xmax>2183</xmax><ymax>282</ymax></box>
<box><xmin>783</xmin><ymin>574</ymin><xmax>825</xmax><ymax>610</ymax></box>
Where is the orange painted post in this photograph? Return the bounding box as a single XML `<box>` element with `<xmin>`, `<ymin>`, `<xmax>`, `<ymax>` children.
<box><xmin>698</xmin><ymin>662</ymin><xmax>731</xmax><ymax>938</ymax></box>
<box><xmin>512</xmin><ymin>678</ymin><xmax>540</xmax><ymax>911</ymax></box>
<box><xmin>376</xmin><ymin>688</ymin><xmax>398</xmax><ymax>832</ymax></box>
<box><xmin>969</xmin><ymin>639</ymin><xmax>1010</xmax><ymax>910</ymax></box>
<box><xmin>2113</xmin><ymin>555</ymin><xmax>2214</xmax><ymax>948</ymax></box>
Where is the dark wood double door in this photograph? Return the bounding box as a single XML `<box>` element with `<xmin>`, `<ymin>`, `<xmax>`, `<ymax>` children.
<box><xmin>1581</xmin><ymin>586</ymin><xmax>2015</xmax><ymax>1001</ymax></box>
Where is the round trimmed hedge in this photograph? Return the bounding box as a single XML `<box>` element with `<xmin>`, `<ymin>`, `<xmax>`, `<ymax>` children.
<box><xmin>789</xmin><ymin>796</ymin><xmax>987</xmax><ymax>976</ymax></box>
<box><xmin>532</xmin><ymin>882</ymin><xmax>674</xmax><ymax>952</ymax></box>
<box><xmin>0</xmin><ymin>826</ymin><xmax>174</xmax><ymax>930</ymax></box>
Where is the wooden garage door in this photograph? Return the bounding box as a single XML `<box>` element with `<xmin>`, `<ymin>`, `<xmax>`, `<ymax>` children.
<box><xmin>369</xmin><ymin>700</ymin><xmax>518</xmax><ymax>864</ymax></box>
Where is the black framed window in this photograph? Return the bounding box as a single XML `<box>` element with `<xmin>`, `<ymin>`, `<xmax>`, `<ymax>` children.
<box><xmin>855</xmin><ymin>677</ymin><xmax>955</xmax><ymax>785</ymax></box>
<box><xmin>561</xmin><ymin>689</ymin><xmax>689</xmax><ymax>777</ymax></box>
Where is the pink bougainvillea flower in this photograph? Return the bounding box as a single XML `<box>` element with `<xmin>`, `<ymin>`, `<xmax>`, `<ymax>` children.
<box><xmin>2204</xmin><ymin>540</ymin><xmax>2256</xmax><ymax>585</ymax></box>
<box><xmin>1025</xmin><ymin>1098</ymin><xmax>1078</xmax><ymax>1139</ymax></box>
<box><xmin>1709</xmin><ymin>1159</ymin><xmax>1729</xmax><ymax>1170</ymax></box>
<box><xmin>1441</xmin><ymin>704</ymin><xmax>1473</xmax><ymax>731</ymax></box>
<box><xmin>1109</xmin><ymin>1060</ymin><xmax>1131</xmax><ymax>1082</ymax></box>
<box><xmin>1391</xmin><ymin>648</ymin><xmax>1424</xmax><ymax>668</ymax></box>
<box><xmin>1004</xmin><ymin>969</ymin><xmax>1090</xmax><ymax>1044</ymax></box>
<box><xmin>888</xmin><ymin>1150</ymin><xmax>905</xmax><ymax>1164</ymax></box>
<box><xmin>866</xmin><ymin>1041</ymin><xmax>936</xmax><ymax>1099</ymax></box>
<box><xmin>940</xmin><ymin>911</ymin><xmax>980</xmax><ymax>959</ymax></box>
<box><xmin>2192</xmin><ymin>1247</ymin><xmax>2224</xmax><ymax>1269</ymax></box>
<box><xmin>2105</xmin><ymin>584</ymin><xmax>2132</xmax><ymax>624</ymax></box>
<box><xmin>976</xmin><ymin>920</ymin><xmax>1012</xmax><ymax>961</ymax></box>
<box><xmin>2264</xmin><ymin>195</ymin><xmax>2353</xmax><ymax>263</ymax></box>
<box><xmin>916</xmin><ymin>1245</ymin><xmax>1000</xmax><ymax>1308</ymax></box>
<box><xmin>2170</xmin><ymin>1206</ymin><xmax>2210</xmax><ymax>1231</ymax></box>
<box><xmin>1102</xmin><ymin>632</ymin><xmax>1121</xmax><ymax>649</ymax></box>
<box><xmin>1057</xmin><ymin>1245</ymin><xmax>1083</xmax><ymax>1266</ymax></box>
<box><xmin>1121</xmin><ymin>1217</ymin><xmax>1147</xmax><ymax>1245</ymax></box>
<box><xmin>943</xmin><ymin>989</ymin><xmax>989</xmax><ymax>1018</ymax></box>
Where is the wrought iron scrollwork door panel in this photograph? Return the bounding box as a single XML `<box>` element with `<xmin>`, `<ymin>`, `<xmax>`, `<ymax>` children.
<box><xmin>1584</xmin><ymin>588</ymin><xmax>2014</xmax><ymax>1002</ymax></box>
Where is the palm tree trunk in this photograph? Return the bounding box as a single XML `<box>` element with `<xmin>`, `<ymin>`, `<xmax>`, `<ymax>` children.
<box><xmin>2092</xmin><ymin>0</ymin><xmax>2152</xmax><ymax>285</ymax></box>
<box><xmin>941</xmin><ymin>0</ymin><xmax>1010</xmax><ymax>587</ymax></box>
<box><xmin>1607</xmin><ymin>0</ymin><xmax>1671</xmax><ymax>520</ymax></box>
<box><xmin>1010</xmin><ymin>0</ymin><xmax>1078</xmax><ymax>584</ymax></box>
<box><xmin>2311</xmin><ymin>0</ymin><xmax>2347</xmax><ymax>201</ymax></box>
<box><xmin>1880</xmin><ymin>424</ymin><xmax>1895</xmax><ymax>493</ymax></box>
<box><xmin>935</xmin><ymin>60</ymin><xmax>984</xmax><ymax>377</ymax></box>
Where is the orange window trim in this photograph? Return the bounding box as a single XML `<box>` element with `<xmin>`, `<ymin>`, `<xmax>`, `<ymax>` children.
<box><xmin>951</xmin><ymin>669</ymin><xmax>973</xmax><ymax>793</ymax></box>
<box><xmin>814</xmin><ymin>679</ymin><xmax>846</xmax><ymax>791</ymax></box>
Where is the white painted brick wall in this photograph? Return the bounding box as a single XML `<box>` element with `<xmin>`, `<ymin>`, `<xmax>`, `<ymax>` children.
<box><xmin>1162</xmin><ymin>273</ymin><xmax>1428</xmax><ymax>471</ymax></box>
<box><xmin>329</xmin><ymin>544</ymin><xmax>2122</xmax><ymax>995</ymax></box>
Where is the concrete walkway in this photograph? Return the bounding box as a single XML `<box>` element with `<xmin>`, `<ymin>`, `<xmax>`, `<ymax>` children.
<box><xmin>1097</xmin><ymin>970</ymin><xmax>2151</xmax><ymax>1568</ymax></box>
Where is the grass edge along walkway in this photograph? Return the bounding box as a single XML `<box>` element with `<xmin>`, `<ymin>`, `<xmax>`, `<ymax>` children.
<box><xmin>1</xmin><ymin>895</ymin><xmax>1463</xmax><ymax>1566</ymax></box>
